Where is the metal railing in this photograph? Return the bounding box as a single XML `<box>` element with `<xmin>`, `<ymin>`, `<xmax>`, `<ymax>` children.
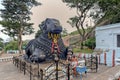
<box><xmin>0</xmin><ymin>56</ymin><xmax>13</xmax><ymax>62</ymax></box>
<box><xmin>13</xmin><ymin>57</ymin><xmax>72</xmax><ymax>80</ymax></box>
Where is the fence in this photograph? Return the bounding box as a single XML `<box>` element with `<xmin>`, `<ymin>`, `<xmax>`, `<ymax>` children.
<box><xmin>77</xmin><ymin>49</ymin><xmax>119</xmax><ymax>67</ymax></box>
<box><xmin>0</xmin><ymin>56</ymin><xmax>13</xmax><ymax>62</ymax></box>
<box><xmin>13</xmin><ymin>57</ymin><xmax>72</xmax><ymax>80</ymax></box>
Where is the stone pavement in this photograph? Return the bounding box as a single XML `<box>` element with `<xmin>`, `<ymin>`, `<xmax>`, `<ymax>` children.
<box><xmin>0</xmin><ymin>60</ymin><xmax>120</xmax><ymax>80</ymax></box>
<box><xmin>0</xmin><ymin>61</ymin><xmax>29</xmax><ymax>80</ymax></box>
<box><xmin>73</xmin><ymin>65</ymin><xmax>110</xmax><ymax>80</ymax></box>
<box><xmin>74</xmin><ymin>65</ymin><xmax>120</xmax><ymax>80</ymax></box>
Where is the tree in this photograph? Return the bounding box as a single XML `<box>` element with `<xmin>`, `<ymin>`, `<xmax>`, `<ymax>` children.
<box><xmin>97</xmin><ymin>0</ymin><xmax>120</xmax><ymax>25</ymax></box>
<box><xmin>22</xmin><ymin>40</ymin><xmax>28</xmax><ymax>50</ymax></box>
<box><xmin>61</xmin><ymin>28</ymin><xmax>68</xmax><ymax>37</ymax></box>
<box><xmin>35</xmin><ymin>21</ymin><xmax>45</xmax><ymax>38</ymax></box>
<box><xmin>62</xmin><ymin>0</ymin><xmax>100</xmax><ymax>49</ymax></box>
<box><xmin>4</xmin><ymin>40</ymin><xmax>29</xmax><ymax>51</ymax></box>
<box><xmin>0</xmin><ymin>38</ymin><xmax>3</xmax><ymax>42</ymax></box>
<box><xmin>5</xmin><ymin>41</ymin><xmax>18</xmax><ymax>51</ymax></box>
<box><xmin>0</xmin><ymin>38</ymin><xmax>4</xmax><ymax>50</ymax></box>
<box><xmin>35</xmin><ymin>29</ymin><xmax>42</xmax><ymax>38</ymax></box>
<box><xmin>0</xmin><ymin>0</ymin><xmax>41</xmax><ymax>54</ymax></box>
<box><xmin>84</xmin><ymin>37</ymin><xmax>96</xmax><ymax>49</ymax></box>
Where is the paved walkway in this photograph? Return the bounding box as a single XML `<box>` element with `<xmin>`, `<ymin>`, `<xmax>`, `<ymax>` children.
<box><xmin>74</xmin><ymin>65</ymin><xmax>120</xmax><ymax>80</ymax></box>
<box><xmin>73</xmin><ymin>65</ymin><xmax>110</xmax><ymax>80</ymax></box>
<box><xmin>0</xmin><ymin>60</ymin><xmax>120</xmax><ymax>80</ymax></box>
<box><xmin>92</xmin><ymin>65</ymin><xmax>120</xmax><ymax>80</ymax></box>
<box><xmin>0</xmin><ymin>62</ymin><xmax>29</xmax><ymax>80</ymax></box>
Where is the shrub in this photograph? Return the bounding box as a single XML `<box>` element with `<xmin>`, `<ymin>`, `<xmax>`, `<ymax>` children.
<box><xmin>84</xmin><ymin>38</ymin><xmax>96</xmax><ymax>49</ymax></box>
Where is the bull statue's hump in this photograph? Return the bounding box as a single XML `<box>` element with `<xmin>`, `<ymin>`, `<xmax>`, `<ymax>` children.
<box><xmin>25</xmin><ymin>18</ymin><xmax>67</xmax><ymax>63</ymax></box>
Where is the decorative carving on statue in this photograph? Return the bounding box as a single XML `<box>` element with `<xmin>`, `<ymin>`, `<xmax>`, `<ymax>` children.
<box><xmin>25</xmin><ymin>18</ymin><xmax>68</xmax><ymax>62</ymax></box>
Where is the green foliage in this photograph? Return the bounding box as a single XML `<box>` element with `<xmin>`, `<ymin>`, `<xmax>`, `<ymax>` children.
<box><xmin>4</xmin><ymin>40</ymin><xmax>28</xmax><ymax>51</ymax></box>
<box><xmin>0</xmin><ymin>0</ymin><xmax>41</xmax><ymax>37</ymax></box>
<box><xmin>5</xmin><ymin>41</ymin><xmax>18</xmax><ymax>51</ymax></box>
<box><xmin>0</xmin><ymin>38</ymin><xmax>3</xmax><ymax>42</ymax></box>
<box><xmin>70</xmin><ymin>29</ymin><xmax>91</xmax><ymax>36</ymax></box>
<box><xmin>84</xmin><ymin>38</ymin><xmax>96</xmax><ymax>49</ymax></box>
<box><xmin>35</xmin><ymin>29</ymin><xmax>42</xmax><ymax>38</ymax></box>
<box><xmin>0</xmin><ymin>42</ymin><xmax>3</xmax><ymax>50</ymax></box>
<box><xmin>63</xmin><ymin>0</ymin><xmax>120</xmax><ymax>49</ymax></box>
<box><xmin>61</xmin><ymin>28</ymin><xmax>68</xmax><ymax>37</ymax></box>
<box><xmin>62</xmin><ymin>0</ymin><xmax>99</xmax><ymax>49</ymax></box>
<box><xmin>0</xmin><ymin>0</ymin><xmax>41</xmax><ymax>53</ymax></box>
<box><xmin>70</xmin><ymin>30</ymin><xmax>79</xmax><ymax>35</ymax></box>
<box><xmin>97</xmin><ymin>0</ymin><xmax>120</xmax><ymax>25</ymax></box>
<box><xmin>73</xmin><ymin>48</ymin><xmax>93</xmax><ymax>53</ymax></box>
<box><xmin>22</xmin><ymin>40</ymin><xmax>28</xmax><ymax>49</ymax></box>
<box><xmin>0</xmin><ymin>38</ymin><xmax>4</xmax><ymax>50</ymax></box>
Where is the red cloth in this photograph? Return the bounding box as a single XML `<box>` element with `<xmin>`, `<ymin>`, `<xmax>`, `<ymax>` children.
<box><xmin>51</xmin><ymin>42</ymin><xmax>60</xmax><ymax>53</ymax></box>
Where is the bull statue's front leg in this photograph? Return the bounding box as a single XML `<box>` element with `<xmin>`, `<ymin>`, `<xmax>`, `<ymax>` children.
<box><xmin>30</xmin><ymin>48</ymin><xmax>46</xmax><ymax>63</ymax></box>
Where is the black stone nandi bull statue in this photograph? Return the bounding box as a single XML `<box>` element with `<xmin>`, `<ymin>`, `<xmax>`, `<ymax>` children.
<box><xmin>24</xmin><ymin>18</ymin><xmax>68</xmax><ymax>62</ymax></box>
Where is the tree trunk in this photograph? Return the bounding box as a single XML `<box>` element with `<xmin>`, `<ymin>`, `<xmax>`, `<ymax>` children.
<box><xmin>80</xmin><ymin>37</ymin><xmax>84</xmax><ymax>49</ymax></box>
<box><xmin>80</xmin><ymin>35</ymin><xmax>86</xmax><ymax>49</ymax></box>
<box><xmin>18</xmin><ymin>30</ymin><xmax>23</xmax><ymax>54</ymax></box>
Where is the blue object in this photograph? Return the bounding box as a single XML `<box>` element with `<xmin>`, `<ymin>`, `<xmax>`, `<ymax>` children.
<box><xmin>76</xmin><ymin>66</ymin><xmax>87</xmax><ymax>80</ymax></box>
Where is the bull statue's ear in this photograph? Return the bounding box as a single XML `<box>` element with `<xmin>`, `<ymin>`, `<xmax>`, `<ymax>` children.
<box><xmin>45</xmin><ymin>18</ymin><xmax>50</xmax><ymax>22</ymax></box>
<box><xmin>39</xmin><ymin>21</ymin><xmax>45</xmax><ymax>33</ymax></box>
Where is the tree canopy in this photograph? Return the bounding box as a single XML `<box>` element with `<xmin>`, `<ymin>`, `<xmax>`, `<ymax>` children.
<box><xmin>62</xmin><ymin>0</ymin><xmax>99</xmax><ymax>49</ymax></box>
<box><xmin>4</xmin><ymin>40</ymin><xmax>28</xmax><ymax>51</ymax></box>
<box><xmin>97</xmin><ymin>0</ymin><xmax>120</xmax><ymax>25</ymax></box>
<box><xmin>63</xmin><ymin>0</ymin><xmax>120</xmax><ymax>49</ymax></box>
<box><xmin>0</xmin><ymin>38</ymin><xmax>4</xmax><ymax>50</ymax></box>
<box><xmin>0</xmin><ymin>0</ymin><xmax>41</xmax><ymax>54</ymax></box>
<box><xmin>35</xmin><ymin>29</ymin><xmax>42</xmax><ymax>38</ymax></box>
<box><xmin>61</xmin><ymin>28</ymin><xmax>68</xmax><ymax>37</ymax></box>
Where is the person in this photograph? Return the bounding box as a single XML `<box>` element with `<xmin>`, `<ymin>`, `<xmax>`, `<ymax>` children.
<box><xmin>71</xmin><ymin>55</ymin><xmax>78</xmax><ymax>76</ymax></box>
<box><xmin>66</xmin><ymin>52</ymin><xmax>73</xmax><ymax>61</ymax></box>
<box><xmin>65</xmin><ymin>46</ymin><xmax>73</xmax><ymax>62</ymax></box>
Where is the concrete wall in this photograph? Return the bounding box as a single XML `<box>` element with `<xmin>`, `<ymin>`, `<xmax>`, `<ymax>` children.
<box><xmin>95</xmin><ymin>23</ymin><xmax>120</xmax><ymax>66</ymax></box>
<box><xmin>95</xmin><ymin>23</ymin><xmax>120</xmax><ymax>50</ymax></box>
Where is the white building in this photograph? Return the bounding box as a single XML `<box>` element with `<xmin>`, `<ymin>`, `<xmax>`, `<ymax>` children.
<box><xmin>95</xmin><ymin>23</ymin><xmax>120</xmax><ymax>66</ymax></box>
<box><xmin>95</xmin><ymin>23</ymin><xmax>120</xmax><ymax>50</ymax></box>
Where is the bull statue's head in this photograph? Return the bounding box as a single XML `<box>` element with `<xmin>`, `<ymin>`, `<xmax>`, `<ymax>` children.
<box><xmin>39</xmin><ymin>18</ymin><xmax>62</xmax><ymax>39</ymax></box>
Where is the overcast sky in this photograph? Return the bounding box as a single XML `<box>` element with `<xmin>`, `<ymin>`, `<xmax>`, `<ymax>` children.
<box><xmin>23</xmin><ymin>0</ymin><xmax>77</xmax><ymax>40</ymax></box>
<box><xmin>0</xmin><ymin>0</ymin><xmax>78</xmax><ymax>41</ymax></box>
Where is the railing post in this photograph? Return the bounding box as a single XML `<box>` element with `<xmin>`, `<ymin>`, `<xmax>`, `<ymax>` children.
<box><xmin>55</xmin><ymin>60</ymin><xmax>58</xmax><ymax>80</ymax></box>
<box><xmin>20</xmin><ymin>60</ymin><xmax>21</xmax><ymax>71</ymax></box>
<box><xmin>98</xmin><ymin>55</ymin><xmax>100</xmax><ymax>64</ymax></box>
<box><xmin>67</xmin><ymin>63</ymin><xmax>70</xmax><ymax>80</ymax></box>
<box><xmin>23</xmin><ymin>62</ymin><xmax>26</xmax><ymax>75</ymax></box>
<box><xmin>104</xmin><ymin>53</ymin><xmax>107</xmax><ymax>65</ymax></box>
<box><xmin>30</xmin><ymin>63</ymin><xmax>32</xmax><ymax>80</ymax></box>
<box><xmin>112</xmin><ymin>50</ymin><xmax>115</xmax><ymax>67</ymax></box>
<box><xmin>38</xmin><ymin>63</ymin><xmax>40</xmax><ymax>80</ymax></box>
<box><xmin>96</xmin><ymin>55</ymin><xmax>98</xmax><ymax>72</ymax></box>
<box><xmin>119</xmin><ymin>76</ymin><xmax>120</xmax><ymax>80</ymax></box>
<box><xmin>14</xmin><ymin>58</ymin><xmax>16</xmax><ymax>65</ymax></box>
<box><xmin>40</xmin><ymin>69</ymin><xmax>43</xmax><ymax>80</ymax></box>
<box><xmin>84</xmin><ymin>54</ymin><xmax>86</xmax><ymax>60</ymax></box>
<box><xmin>13</xmin><ymin>57</ymin><xmax>14</xmax><ymax>64</ymax></box>
<box><xmin>90</xmin><ymin>55</ymin><xmax>93</xmax><ymax>69</ymax></box>
<box><xmin>17</xmin><ymin>59</ymin><xmax>18</xmax><ymax>68</ymax></box>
